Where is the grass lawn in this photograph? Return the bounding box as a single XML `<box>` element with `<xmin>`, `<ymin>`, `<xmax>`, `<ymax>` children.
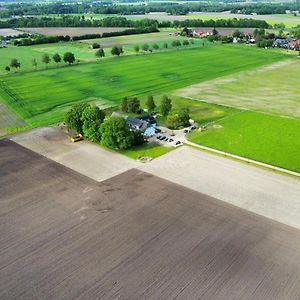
<box><xmin>151</xmin><ymin>96</ymin><xmax>240</xmax><ymax>126</ymax></box>
<box><xmin>0</xmin><ymin>44</ymin><xmax>287</xmax><ymax>127</ymax></box>
<box><xmin>119</xmin><ymin>142</ymin><xmax>173</xmax><ymax>159</ymax></box>
<box><xmin>187</xmin><ymin>111</ymin><xmax>300</xmax><ymax>173</ymax></box>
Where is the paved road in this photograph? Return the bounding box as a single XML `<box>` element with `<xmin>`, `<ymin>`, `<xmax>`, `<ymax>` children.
<box><xmin>140</xmin><ymin>146</ymin><xmax>300</xmax><ymax>230</ymax></box>
<box><xmin>10</xmin><ymin>127</ymin><xmax>137</xmax><ymax>182</ymax></box>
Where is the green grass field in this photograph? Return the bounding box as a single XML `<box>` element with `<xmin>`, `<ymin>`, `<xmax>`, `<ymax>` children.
<box><xmin>149</xmin><ymin>95</ymin><xmax>239</xmax><ymax>126</ymax></box>
<box><xmin>188</xmin><ymin>111</ymin><xmax>300</xmax><ymax>173</ymax></box>
<box><xmin>0</xmin><ymin>44</ymin><xmax>286</xmax><ymax>126</ymax></box>
<box><xmin>176</xmin><ymin>59</ymin><xmax>300</xmax><ymax>118</ymax></box>
<box><xmin>0</xmin><ymin>31</ymin><xmax>201</xmax><ymax>74</ymax></box>
<box><xmin>119</xmin><ymin>142</ymin><xmax>173</xmax><ymax>159</ymax></box>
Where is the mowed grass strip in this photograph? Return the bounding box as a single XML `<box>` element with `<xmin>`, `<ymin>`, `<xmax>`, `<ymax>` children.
<box><xmin>1</xmin><ymin>44</ymin><xmax>286</xmax><ymax>126</ymax></box>
<box><xmin>119</xmin><ymin>143</ymin><xmax>173</xmax><ymax>160</ymax></box>
<box><xmin>188</xmin><ymin>111</ymin><xmax>300</xmax><ymax>173</ymax></box>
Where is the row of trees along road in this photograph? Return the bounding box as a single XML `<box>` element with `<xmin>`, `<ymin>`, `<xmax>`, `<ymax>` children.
<box><xmin>65</xmin><ymin>103</ymin><xmax>144</xmax><ymax>150</ymax></box>
<box><xmin>4</xmin><ymin>52</ymin><xmax>76</xmax><ymax>72</ymax></box>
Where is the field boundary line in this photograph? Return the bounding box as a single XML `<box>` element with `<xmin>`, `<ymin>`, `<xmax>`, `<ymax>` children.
<box><xmin>184</xmin><ymin>140</ymin><xmax>300</xmax><ymax>178</ymax></box>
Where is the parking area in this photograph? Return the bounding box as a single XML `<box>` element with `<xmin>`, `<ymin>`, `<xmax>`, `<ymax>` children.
<box><xmin>148</xmin><ymin>125</ymin><xmax>194</xmax><ymax>147</ymax></box>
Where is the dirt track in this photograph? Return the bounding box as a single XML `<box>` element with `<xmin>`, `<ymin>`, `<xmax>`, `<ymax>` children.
<box><xmin>2</xmin><ymin>139</ymin><xmax>300</xmax><ymax>299</ymax></box>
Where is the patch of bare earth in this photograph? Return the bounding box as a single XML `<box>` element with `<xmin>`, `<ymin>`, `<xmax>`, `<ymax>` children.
<box><xmin>18</xmin><ymin>27</ymin><xmax>131</xmax><ymax>37</ymax></box>
<box><xmin>2</xmin><ymin>140</ymin><xmax>300</xmax><ymax>299</ymax></box>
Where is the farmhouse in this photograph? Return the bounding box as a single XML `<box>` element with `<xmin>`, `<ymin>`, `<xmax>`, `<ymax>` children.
<box><xmin>192</xmin><ymin>27</ymin><xmax>255</xmax><ymax>37</ymax></box>
<box><xmin>112</xmin><ymin>112</ymin><xmax>156</xmax><ymax>137</ymax></box>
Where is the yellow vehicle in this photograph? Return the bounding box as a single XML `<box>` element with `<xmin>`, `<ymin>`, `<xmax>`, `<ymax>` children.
<box><xmin>70</xmin><ymin>134</ymin><xmax>83</xmax><ymax>142</ymax></box>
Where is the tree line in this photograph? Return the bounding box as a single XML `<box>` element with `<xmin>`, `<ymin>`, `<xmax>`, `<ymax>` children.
<box><xmin>121</xmin><ymin>95</ymin><xmax>189</xmax><ymax>129</ymax></box>
<box><xmin>65</xmin><ymin>103</ymin><xmax>144</xmax><ymax>150</ymax></box>
<box><xmin>4</xmin><ymin>52</ymin><xmax>76</xmax><ymax>73</ymax></box>
<box><xmin>1</xmin><ymin>2</ymin><xmax>299</xmax><ymax>18</ymax></box>
<box><xmin>12</xmin><ymin>27</ymin><xmax>158</xmax><ymax>47</ymax></box>
<box><xmin>132</xmin><ymin>39</ymin><xmax>195</xmax><ymax>54</ymax></box>
<box><xmin>0</xmin><ymin>15</ymin><xmax>271</xmax><ymax>29</ymax></box>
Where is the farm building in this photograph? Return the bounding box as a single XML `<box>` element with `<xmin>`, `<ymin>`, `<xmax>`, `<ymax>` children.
<box><xmin>192</xmin><ymin>27</ymin><xmax>255</xmax><ymax>37</ymax></box>
<box><xmin>111</xmin><ymin>112</ymin><xmax>156</xmax><ymax>137</ymax></box>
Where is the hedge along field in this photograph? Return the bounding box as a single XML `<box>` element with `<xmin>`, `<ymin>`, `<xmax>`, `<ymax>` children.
<box><xmin>0</xmin><ymin>44</ymin><xmax>287</xmax><ymax>126</ymax></box>
<box><xmin>187</xmin><ymin>111</ymin><xmax>300</xmax><ymax>173</ymax></box>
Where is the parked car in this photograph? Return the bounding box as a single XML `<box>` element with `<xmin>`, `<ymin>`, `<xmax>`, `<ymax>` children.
<box><xmin>70</xmin><ymin>134</ymin><xmax>83</xmax><ymax>142</ymax></box>
<box><xmin>161</xmin><ymin>136</ymin><xmax>166</xmax><ymax>141</ymax></box>
<box><xmin>184</xmin><ymin>129</ymin><xmax>189</xmax><ymax>133</ymax></box>
<box><xmin>169</xmin><ymin>139</ymin><xmax>174</xmax><ymax>142</ymax></box>
<box><xmin>175</xmin><ymin>141</ymin><xmax>181</xmax><ymax>145</ymax></box>
<box><xmin>157</xmin><ymin>135</ymin><xmax>161</xmax><ymax>139</ymax></box>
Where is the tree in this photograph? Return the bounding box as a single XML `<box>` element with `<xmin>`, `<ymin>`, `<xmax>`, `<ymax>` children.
<box><xmin>111</xmin><ymin>46</ymin><xmax>123</xmax><ymax>57</ymax></box>
<box><xmin>161</xmin><ymin>95</ymin><xmax>172</xmax><ymax>116</ymax></box>
<box><xmin>153</xmin><ymin>43</ymin><xmax>159</xmax><ymax>50</ymax></box>
<box><xmin>171</xmin><ymin>40</ymin><xmax>181</xmax><ymax>47</ymax></box>
<box><xmin>178</xmin><ymin>107</ymin><xmax>190</xmax><ymax>127</ymax></box>
<box><xmin>10</xmin><ymin>58</ymin><xmax>21</xmax><ymax>70</ymax></box>
<box><xmin>121</xmin><ymin>97</ymin><xmax>128</xmax><ymax>112</ymax></box>
<box><xmin>5</xmin><ymin>66</ymin><xmax>10</xmax><ymax>73</ymax></box>
<box><xmin>65</xmin><ymin>102</ymin><xmax>90</xmax><ymax>134</ymax></box>
<box><xmin>42</xmin><ymin>54</ymin><xmax>51</xmax><ymax>66</ymax></box>
<box><xmin>92</xmin><ymin>42</ymin><xmax>100</xmax><ymax>49</ymax></box>
<box><xmin>132</xmin><ymin>130</ymin><xmax>144</xmax><ymax>146</ymax></box>
<box><xmin>95</xmin><ymin>48</ymin><xmax>105</xmax><ymax>58</ymax></box>
<box><xmin>183</xmin><ymin>40</ymin><xmax>189</xmax><ymax>46</ymax></box>
<box><xmin>142</xmin><ymin>43</ymin><xmax>149</xmax><ymax>51</ymax></box>
<box><xmin>81</xmin><ymin>105</ymin><xmax>105</xmax><ymax>142</ymax></box>
<box><xmin>171</xmin><ymin>40</ymin><xmax>178</xmax><ymax>47</ymax></box>
<box><xmin>163</xmin><ymin>42</ymin><xmax>168</xmax><ymax>49</ymax></box>
<box><xmin>134</xmin><ymin>45</ymin><xmax>140</xmax><ymax>54</ymax></box>
<box><xmin>146</xmin><ymin>95</ymin><xmax>156</xmax><ymax>112</ymax></box>
<box><xmin>127</xmin><ymin>97</ymin><xmax>140</xmax><ymax>113</ymax></box>
<box><xmin>53</xmin><ymin>53</ymin><xmax>61</xmax><ymax>64</ymax></box>
<box><xmin>212</xmin><ymin>28</ymin><xmax>219</xmax><ymax>36</ymax></box>
<box><xmin>31</xmin><ymin>58</ymin><xmax>37</xmax><ymax>69</ymax></box>
<box><xmin>63</xmin><ymin>52</ymin><xmax>75</xmax><ymax>64</ymax></box>
<box><xmin>100</xmin><ymin>117</ymin><xmax>134</xmax><ymax>150</ymax></box>
<box><xmin>166</xmin><ymin>114</ymin><xmax>181</xmax><ymax>129</ymax></box>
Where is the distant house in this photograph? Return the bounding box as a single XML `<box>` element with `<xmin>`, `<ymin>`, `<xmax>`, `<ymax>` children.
<box><xmin>289</xmin><ymin>39</ymin><xmax>300</xmax><ymax>50</ymax></box>
<box><xmin>273</xmin><ymin>38</ymin><xmax>290</xmax><ymax>48</ymax></box>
